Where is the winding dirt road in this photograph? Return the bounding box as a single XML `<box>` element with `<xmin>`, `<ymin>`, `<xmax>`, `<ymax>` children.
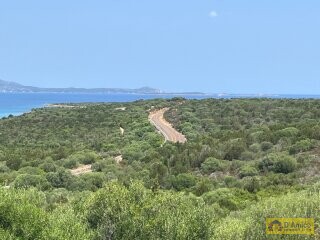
<box><xmin>149</xmin><ymin>108</ymin><xmax>187</xmax><ymax>143</ymax></box>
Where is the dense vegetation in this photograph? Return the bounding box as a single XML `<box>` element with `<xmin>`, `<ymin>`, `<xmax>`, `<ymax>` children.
<box><xmin>0</xmin><ymin>98</ymin><xmax>320</xmax><ymax>239</ymax></box>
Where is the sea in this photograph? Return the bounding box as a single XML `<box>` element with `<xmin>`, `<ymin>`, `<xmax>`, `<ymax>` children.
<box><xmin>0</xmin><ymin>92</ymin><xmax>320</xmax><ymax>118</ymax></box>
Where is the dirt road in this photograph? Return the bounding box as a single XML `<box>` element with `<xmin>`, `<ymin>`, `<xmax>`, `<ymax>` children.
<box><xmin>149</xmin><ymin>108</ymin><xmax>187</xmax><ymax>143</ymax></box>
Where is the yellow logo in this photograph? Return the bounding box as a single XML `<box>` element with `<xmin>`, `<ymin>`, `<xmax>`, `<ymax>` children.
<box><xmin>266</xmin><ymin>218</ymin><xmax>314</xmax><ymax>235</ymax></box>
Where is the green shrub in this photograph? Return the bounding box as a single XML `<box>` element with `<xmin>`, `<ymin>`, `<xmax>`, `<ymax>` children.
<box><xmin>69</xmin><ymin>151</ymin><xmax>99</xmax><ymax>165</ymax></box>
<box><xmin>224</xmin><ymin>139</ymin><xmax>247</xmax><ymax>160</ymax></box>
<box><xmin>273</xmin><ymin>156</ymin><xmax>297</xmax><ymax>174</ymax></box>
<box><xmin>260</xmin><ymin>141</ymin><xmax>273</xmax><ymax>151</ymax></box>
<box><xmin>172</xmin><ymin>173</ymin><xmax>197</xmax><ymax>191</ymax></box>
<box><xmin>63</xmin><ymin>158</ymin><xmax>78</xmax><ymax>169</ymax></box>
<box><xmin>249</xmin><ymin>143</ymin><xmax>260</xmax><ymax>153</ymax></box>
<box><xmin>5</xmin><ymin>156</ymin><xmax>22</xmax><ymax>170</ymax></box>
<box><xmin>259</xmin><ymin>153</ymin><xmax>297</xmax><ymax>174</ymax></box>
<box><xmin>201</xmin><ymin>157</ymin><xmax>229</xmax><ymax>174</ymax></box>
<box><xmin>0</xmin><ymin>188</ymin><xmax>92</xmax><ymax>239</ymax></box>
<box><xmin>14</xmin><ymin>174</ymin><xmax>51</xmax><ymax>190</ymax></box>
<box><xmin>276</xmin><ymin>127</ymin><xmax>300</xmax><ymax>138</ymax></box>
<box><xmin>18</xmin><ymin>166</ymin><xmax>44</xmax><ymax>175</ymax></box>
<box><xmin>224</xmin><ymin>176</ymin><xmax>242</xmax><ymax>188</ymax></box>
<box><xmin>203</xmin><ymin>188</ymin><xmax>256</xmax><ymax>211</ymax></box>
<box><xmin>39</xmin><ymin>162</ymin><xmax>57</xmax><ymax>173</ymax></box>
<box><xmin>289</xmin><ymin>139</ymin><xmax>314</xmax><ymax>154</ymax></box>
<box><xmin>239</xmin><ymin>165</ymin><xmax>259</xmax><ymax>178</ymax></box>
<box><xmin>42</xmin><ymin>207</ymin><xmax>93</xmax><ymax>240</ymax></box>
<box><xmin>85</xmin><ymin>181</ymin><xmax>214</xmax><ymax>240</ymax></box>
<box><xmin>46</xmin><ymin>170</ymin><xmax>73</xmax><ymax>189</ymax></box>
<box><xmin>240</xmin><ymin>151</ymin><xmax>255</xmax><ymax>161</ymax></box>
<box><xmin>213</xmin><ymin>187</ymin><xmax>320</xmax><ymax>239</ymax></box>
<box><xmin>0</xmin><ymin>162</ymin><xmax>10</xmax><ymax>173</ymax></box>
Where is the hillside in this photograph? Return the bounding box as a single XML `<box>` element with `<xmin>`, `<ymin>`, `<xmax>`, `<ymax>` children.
<box><xmin>0</xmin><ymin>98</ymin><xmax>319</xmax><ymax>239</ymax></box>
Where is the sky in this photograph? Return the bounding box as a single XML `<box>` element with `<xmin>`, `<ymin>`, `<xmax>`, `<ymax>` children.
<box><xmin>0</xmin><ymin>1</ymin><xmax>319</xmax><ymax>94</ymax></box>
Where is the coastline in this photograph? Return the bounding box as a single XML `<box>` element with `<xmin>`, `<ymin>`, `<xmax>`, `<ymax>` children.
<box><xmin>1</xmin><ymin>92</ymin><xmax>320</xmax><ymax>119</ymax></box>
<box><xmin>0</xmin><ymin>92</ymin><xmax>212</xmax><ymax>118</ymax></box>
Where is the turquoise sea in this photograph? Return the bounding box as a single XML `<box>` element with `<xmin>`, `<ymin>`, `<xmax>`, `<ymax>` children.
<box><xmin>1</xmin><ymin>93</ymin><xmax>320</xmax><ymax>118</ymax></box>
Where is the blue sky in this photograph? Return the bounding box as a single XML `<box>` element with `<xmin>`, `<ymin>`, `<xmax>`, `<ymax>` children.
<box><xmin>0</xmin><ymin>1</ymin><xmax>319</xmax><ymax>93</ymax></box>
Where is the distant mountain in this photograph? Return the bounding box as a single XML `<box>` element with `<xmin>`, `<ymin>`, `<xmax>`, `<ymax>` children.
<box><xmin>0</xmin><ymin>79</ymin><xmax>163</xmax><ymax>94</ymax></box>
<box><xmin>0</xmin><ymin>79</ymin><xmax>38</xmax><ymax>92</ymax></box>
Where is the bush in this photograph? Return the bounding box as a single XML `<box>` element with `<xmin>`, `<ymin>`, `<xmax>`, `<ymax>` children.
<box><xmin>5</xmin><ymin>156</ymin><xmax>22</xmax><ymax>170</ymax></box>
<box><xmin>0</xmin><ymin>188</ymin><xmax>93</xmax><ymax>239</ymax></box>
<box><xmin>260</xmin><ymin>141</ymin><xmax>273</xmax><ymax>151</ymax></box>
<box><xmin>224</xmin><ymin>139</ymin><xmax>247</xmax><ymax>160</ymax></box>
<box><xmin>79</xmin><ymin>173</ymin><xmax>106</xmax><ymax>191</ymax></box>
<box><xmin>276</xmin><ymin>127</ymin><xmax>300</xmax><ymax>138</ymax></box>
<box><xmin>201</xmin><ymin>157</ymin><xmax>229</xmax><ymax>174</ymax></box>
<box><xmin>224</xmin><ymin>176</ymin><xmax>242</xmax><ymax>188</ymax></box>
<box><xmin>289</xmin><ymin>139</ymin><xmax>314</xmax><ymax>154</ymax></box>
<box><xmin>85</xmin><ymin>181</ymin><xmax>214</xmax><ymax>240</ymax></box>
<box><xmin>46</xmin><ymin>170</ymin><xmax>73</xmax><ymax>189</ymax></box>
<box><xmin>0</xmin><ymin>188</ymin><xmax>48</xmax><ymax>239</ymax></box>
<box><xmin>45</xmin><ymin>188</ymin><xmax>70</xmax><ymax>208</ymax></box>
<box><xmin>240</xmin><ymin>151</ymin><xmax>255</xmax><ymax>161</ymax></box>
<box><xmin>18</xmin><ymin>166</ymin><xmax>44</xmax><ymax>175</ymax></box>
<box><xmin>193</xmin><ymin>179</ymin><xmax>213</xmax><ymax>196</ymax></box>
<box><xmin>203</xmin><ymin>188</ymin><xmax>256</xmax><ymax>211</ymax></box>
<box><xmin>0</xmin><ymin>162</ymin><xmax>10</xmax><ymax>173</ymax></box>
<box><xmin>258</xmin><ymin>153</ymin><xmax>297</xmax><ymax>174</ymax></box>
<box><xmin>171</xmin><ymin>173</ymin><xmax>197</xmax><ymax>191</ymax></box>
<box><xmin>273</xmin><ymin>156</ymin><xmax>297</xmax><ymax>174</ymax></box>
<box><xmin>249</xmin><ymin>143</ymin><xmax>260</xmax><ymax>153</ymax></box>
<box><xmin>43</xmin><ymin>207</ymin><xmax>93</xmax><ymax>240</ymax></box>
<box><xmin>13</xmin><ymin>174</ymin><xmax>51</xmax><ymax>190</ymax></box>
<box><xmin>63</xmin><ymin>158</ymin><xmax>78</xmax><ymax>169</ymax></box>
<box><xmin>213</xmin><ymin>187</ymin><xmax>320</xmax><ymax>239</ymax></box>
<box><xmin>239</xmin><ymin>165</ymin><xmax>258</xmax><ymax>178</ymax></box>
<box><xmin>39</xmin><ymin>162</ymin><xmax>57</xmax><ymax>173</ymax></box>
<box><xmin>242</xmin><ymin>176</ymin><xmax>260</xmax><ymax>193</ymax></box>
<box><xmin>70</xmin><ymin>151</ymin><xmax>99</xmax><ymax>165</ymax></box>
